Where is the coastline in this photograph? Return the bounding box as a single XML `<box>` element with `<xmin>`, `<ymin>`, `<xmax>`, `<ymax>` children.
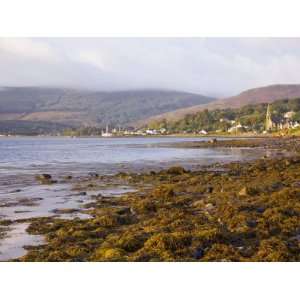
<box><xmin>0</xmin><ymin>137</ymin><xmax>299</xmax><ymax>261</ymax></box>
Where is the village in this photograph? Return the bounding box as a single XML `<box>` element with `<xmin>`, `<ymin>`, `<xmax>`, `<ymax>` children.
<box><xmin>100</xmin><ymin>104</ymin><xmax>300</xmax><ymax>137</ymax></box>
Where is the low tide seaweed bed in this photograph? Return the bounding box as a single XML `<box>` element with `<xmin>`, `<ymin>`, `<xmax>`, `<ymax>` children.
<box><xmin>1</xmin><ymin>137</ymin><xmax>300</xmax><ymax>262</ymax></box>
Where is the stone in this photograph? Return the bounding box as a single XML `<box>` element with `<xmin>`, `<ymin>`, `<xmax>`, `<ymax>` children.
<box><xmin>116</xmin><ymin>207</ymin><xmax>131</xmax><ymax>215</ymax></box>
<box><xmin>205</xmin><ymin>203</ymin><xmax>214</xmax><ymax>211</ymax></box>
<box><xmin>192</xmin><ymin>200</ymin><xmax>204</xmax><ymax>207</ymax></box>
<box><xmin>194</xmin><ymin>248</ymin><xmax>205</xmax><ymax>259</ymax></box>
<box><xmin>35</xmin><ymin>174</ymin><xmax>56</xmax><ymax>184</ymax></box>
<box><xmin>35</xmin><ymin>174</ymin><xmax>52</xmax><ymax>180</ymax></box>
<box><xmin>88</xmin><ymin>172</ymin><xmax>99</xmax><ymax>178</ymax></box>
<box><xmin>76</xmin><ymin>191</ymin><xmax>87</xmax><ymax>196</ymax></box>
<box><xmin>206</xmin><ymin>186</ymin><xmax>213</xmax><ymax>193</ymax></box>
<box><xmin>10</xmin><ymin>189</ymin><xmax>22</xmax><ymax>193</ymax></box>
<box><xmin>246</xmin><ymin>220</ymin><xmax>257</xmax><ymax>228</ymax></box>
<box><xmin>166</xmin><ymin>166</ymin><xmax>187</xmax><ymax>175</ymax></box>
<box><xmin>239</xmin><ymin>187</ymin><xmax>248</xmax><ymax>196</ymax></box>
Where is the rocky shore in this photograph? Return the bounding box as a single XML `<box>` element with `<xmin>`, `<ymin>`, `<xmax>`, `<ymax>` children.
<box><xmin>1</xmin><ymin>137</ymin><xmax>300</xmax><ymax>261</ymax></box>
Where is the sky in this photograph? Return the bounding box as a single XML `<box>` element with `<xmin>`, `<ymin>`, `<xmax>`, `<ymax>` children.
<box><xmin>0</xmin><ymin>38</ymin><xmax>300</xmax><ymax>97</ymax></box>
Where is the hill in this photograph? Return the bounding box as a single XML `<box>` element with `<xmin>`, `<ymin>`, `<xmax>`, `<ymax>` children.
<box><xmin>0</xmin><ymin>87</ymin><xmax>214</xmax><ymax>134</ymax></box>
<box><xmin>138</xmin><ymin>84</ymin><xmax>300</xmax><ymax>126</ymax></box>
<box><xmin>148</xmin><ymin>97</ymin><xmax>300</xmax><ymax>134</ymax></box>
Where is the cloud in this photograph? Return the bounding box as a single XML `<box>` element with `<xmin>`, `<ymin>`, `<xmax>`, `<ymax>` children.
<box><xmin>0</xmin><ymin>38</ymin><xmax>58</xmax><ymax>61</ymax></box>
<box><xmin>0</xmin><ymin>38</ymin><xmax>300</xmax><ymax>96</ymax></box>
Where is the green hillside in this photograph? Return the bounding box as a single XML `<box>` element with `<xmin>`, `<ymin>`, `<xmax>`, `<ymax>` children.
<box><xmin>147</xmin><ymin>98</ymin><xmax>300</xmax><ymax>133</ymax></box>
<box><xmin>0</xmin><ymin>87</ymin><xmax>214</xmax><ymax>132</ymax></box>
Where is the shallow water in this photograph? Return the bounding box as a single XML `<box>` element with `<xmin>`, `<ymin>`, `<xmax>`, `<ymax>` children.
<box><xmin>0</xmin><ymin>136</ymin><xmax>268</xmax><ymax>261</ymax></box>
<box><xmin>0</xmin><ymin>136</ymin><xmax>263</xmax><ymax>178</ymax></box>
<box><xmin>0</xmin><ymin>183</ymin><xmax>136</xmax><ymax>261</ymax></box>
<box><xmin>0</xmin><ymin>222</ymin><xmax>44</xmax><ymax>261</ymax></box>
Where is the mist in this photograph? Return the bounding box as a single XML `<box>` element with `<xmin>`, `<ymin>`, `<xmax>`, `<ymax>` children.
<box><xmin>1</xmin><ymin>38</ymin><xmax>300</xmax><ymax>97</ymax></box>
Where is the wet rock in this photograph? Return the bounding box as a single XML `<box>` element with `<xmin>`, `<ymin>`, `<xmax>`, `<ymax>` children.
<box><xmin>82</xmin><ymin>202</ymin><xmax>97</xmax><ymax>209</ymax></box>
<box><xmin>238</xmin><ymin>187</ymin><xmax>249</xmax><ymax>196</ymax></box>
<box><xmin>269</xmin><ymin>182</ymin><xmax>283</xmax><ymax>191</ymax></box>
<box><xmin>166</xmin><ymin>166</ymin><xmax>187</xmax><ymax>175</ymax></box>
<box><xmin>36</xmin><ymin>174</ymin><xmax>52</xmax><ymax>180</ymax></box>
<box><xmin>14</xmin><ymin>210</ymin><xmax>32</xmax><ymax>214</ymax></box>
<box><xmin>0</xmin><ymin>197</ymin><xmax>42</xmax><ymax>207</ymax></box>
<box><xmin>206</xmin><ymin>186</ymin><xmax>213</xmax><ymax>193</ymax></box>
<box><xmin>209</xmin><ymin>138</ymin><xmax>217</xmax><ymax>144</ymax></box>
<box><xmin>192</xmin><ymin>199</ymin><xmax>204</xmax><ymax>207</ymax></box>
<box><xmin>0</xmin><ymin>219</ymin><xmax>13</xmax><ymax>226</ymax></box>
<box><xmin>10</xmin><ymin>189</ymin><xmax>22</xmax><ymax>193</ymax></box>
<box><xmin>291</xmin><ymin>182</ymin><xmax>300</xmax><ymax>188</ymax></box>
<box><xmin>194</xmin><ymin>247</ymin><xmax>205</xmax><ymax>259</ymax></box>
<box><xmin>256</xmin><ymin>206</ymin><xmax>266</xmax><ymax>213</ymax></box>
<box><xmin>130</xmin><ymin>207</ymin><xmax>136</xmax><ymax>215</ymax></box>
<box><xmin>88</xmin><ymin>172</ymin><xmax>99</xmax><ymax>178</ymax></box>
<box><xmin>91</xmin><ymin>193</ymin><xmax>103</xmax><ymax>200</ymax></box>
<box><xmin>52</xmin><ymin>208</ymin><xmax>80</xmax><ymax>214</ymax></box>
<box><xmin>116</xmin><ymin>207</ymin><xmax>131</xmax><ymax>215</ymax></box>
<box><xmin>246</xmin><ymin>220</ymin><xmax>257</xmax><ymax>228</ymax></box>
<box><xmin>205</xmin><ymin>203</ymin><xmax>214</xmax><ymax>211</ymax></box>
<box><xmin>87</xmin><ymin>183</ymin><xmax>96</xmax><ymax>188</ymax></box>
<box><xmin>239</xmin><ymin>186</ymin><xmax>258</xmax><ymax>197</ymax></box>
<box><xmin>76</xmin><ymin>191</ymin><xmax>87</xmax><ymax>196</ymax></box>
<box><xmin>35</xmin><ymin>174</ymin><xmax>56</xmax><ymax>184</ymax></box>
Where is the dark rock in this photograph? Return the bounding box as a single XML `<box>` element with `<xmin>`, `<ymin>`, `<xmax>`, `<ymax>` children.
<box><xmin>52</xmin><ymin>208</ymin><xmax>80</xmax><ymax>214</ymax></box>
<box><xmin>35</xmin><ymin>174</ymin><xmax>56</xmax><ymax>184</ymax></box>
<box><xmin>88</xmin><ymin>172</ymin><xmax>99</xmax><ymax>178</ymax></box>
<box><xmin>116</xmin><ymin>207</ymin><xmax>131</xmax><ymax>215</ymax></box>
<box><xmin>256</xmin><ymin>206</ymin><xmax>266</xmax><ymax>213</ymax></box>
<box><xmin>206</xmin><ymin>186</ymin><xmax>213</xmax><ymax>193</ymax></box>
<box><xmin>247</xmin><ymin>220</ymin><xmax>257</xmax><ymax>228</ymax></box>
<box><xmin>269</xmin><ymin>182</ymin><xmax>283</xmax><ymax>191</ymax></box>
<box><xmin>76</xmin><ymin>191</ymin><xmax>87</xmax><ymax>196</ymax></box>
<box><xmin>194</xmin><ymin>248</ymin><xmax>205</xmax><ymax>259</ymax></box>
<box><xmin>36</xmin><ymin>174</ymin><xmax>52</xmax><ymax>180</ymax></box>
<box><xmin>166</xmin><ymin>166</ymin><xmax>187</xmax><ymax>175</ymax></box>
<box><xmin>91</xmin><ymin>193</ymin><xmax>103</xmax><ymax>200</ymax></box>
<box><xmin>291</xmin><ymin>182</ymin><xmax>300</xmax><ymax>188</ymax></box>
<box><xmin>10</xmin><ymin>189</ymin><xmax>22</xmax><ymax>193</ymax></box>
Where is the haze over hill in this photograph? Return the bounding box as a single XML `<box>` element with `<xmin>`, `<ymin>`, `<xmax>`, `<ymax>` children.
<box><xmin>0</xmin><ymin>87</ymin><xmax>214</xmax><ymax>133</ymax></box>
<box><xmin>138</xmin><ymin>84</ymin><xmax>300</xmax><ymax>126</ymax></box>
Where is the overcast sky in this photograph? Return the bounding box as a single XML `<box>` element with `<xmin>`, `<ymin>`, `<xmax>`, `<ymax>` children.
<box><xmin>0</xmin><ymin>38</ymin><xmax>300</xmax><ymax>97</ymax></box>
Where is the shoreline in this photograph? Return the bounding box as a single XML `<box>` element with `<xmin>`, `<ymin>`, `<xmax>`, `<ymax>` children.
<box><xmin>0</xmin><ymin>133</ymin><xmax>275</xmax><ymax>139</ymax></box>
<box><xmin>0</xmin><ymin>137</ymin><xmax>299</xmax><ymax>261</ymax></box>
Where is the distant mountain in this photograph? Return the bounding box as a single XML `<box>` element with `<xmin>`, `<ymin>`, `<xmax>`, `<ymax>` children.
<box><xmin>138</xmin><ymin>84</ymin><xmax>300</xmax><ymax>126</ymax></box>
<box><xmin>0</xmin><ymin>87</ymin><xmax>214</xmax><ymax>133</ymax></box>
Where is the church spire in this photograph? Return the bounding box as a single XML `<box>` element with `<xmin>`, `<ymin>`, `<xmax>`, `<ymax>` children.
<box><xmin>265</xmin><ymin>104</ymin><xmax>273</xmax><ymax>131</ymax></box>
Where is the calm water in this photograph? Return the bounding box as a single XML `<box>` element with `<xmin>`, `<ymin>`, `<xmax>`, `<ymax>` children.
<box><xmin>0</xmin><ymin>136</ymin><xmax>259</xmax><ymax>177</ymax></box>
